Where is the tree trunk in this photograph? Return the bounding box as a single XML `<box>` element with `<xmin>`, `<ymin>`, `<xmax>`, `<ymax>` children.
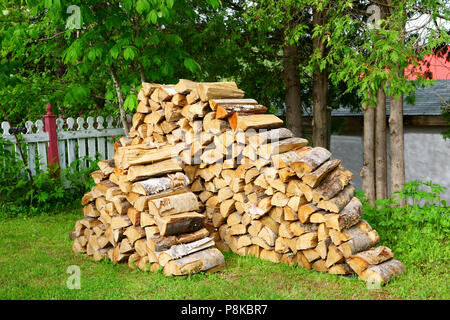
<box><xmin>389</xmin><ymin>92</ymin><xmax>406</xmax><ymax>206</ymax></box>
<box><xmin>312</xmin><ymin>9</ymin><xmax>329</xmax><ymax>148</ymax></box>
<box><xmin>360</xmin><ymin>102</ymin><xmax>376</xmax><ymax>205</ymax></box>
<box><xmin>110</xmin><ymin>66</ymin><xmax>130</xmax><ymax>135</ymax></box>
<box><xmin>375</xmin><ymin>87</ymin><xmax>388</xmax><ymax>200</ymax></box>
<box><xmin>282</xmin><ymin>43</ymin><xmax>303</xmax><ymax>138</ymax></box>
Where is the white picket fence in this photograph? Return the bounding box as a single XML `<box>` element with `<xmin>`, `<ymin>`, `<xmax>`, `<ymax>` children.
<box><xmin>1</xmin><ymin>115</ymin><xmax>128</xmax><ymax>176</ymax></box>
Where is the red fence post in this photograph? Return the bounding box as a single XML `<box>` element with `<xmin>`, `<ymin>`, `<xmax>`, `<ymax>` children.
<box><xmin>44</xmin><ymin>103</ymin><xmax>60</xmax><ymax>175</ymax></box>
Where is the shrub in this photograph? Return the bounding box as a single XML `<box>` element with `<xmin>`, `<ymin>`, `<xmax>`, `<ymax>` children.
<box><xmin>0</xmin><ymin>138</ymin><xmax>98</xmax><ymax>218</ymax></box>
<box><xmin>357</xmin><ymin>180</ymin><xmax>449</xmax><ymax>236</ymax></box>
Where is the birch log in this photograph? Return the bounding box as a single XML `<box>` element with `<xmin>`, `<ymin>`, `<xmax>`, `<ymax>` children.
<box><xmin>148</xmin><ymin>192</ymin><xmax>199</xmax><ymax>216</ymax></box>
<box><xmin>290</xmin><ymin>147</ymin><xmax>331</xmax><ymax>178</ymax></box>
<box><xmin>346</xmin><ymin>246</ymin><xmax>394</xmax><ymax>275</ymax></box>
<box><xmin>359</xmin><ymin>259</ymin><xmax>406</xmax><ymax>284</ymax></box>
<box><xmin>317</xmin><ymin>184</ymin><xmax>356</xmax><ymax>213</ymax></box>
<box><xmin>131</xmin><ymin>172</ymin><xmax>190</xmax><ymax>196</ymax></box>
<box><xmin>155</xmin><ymin>212</ymin><xmax>205</xmax><ymax>236</ymax></box>
<box><xmin>163</xmin><ymin>247</ymin><xmax>226</xmax><ymax>276</ymax></box>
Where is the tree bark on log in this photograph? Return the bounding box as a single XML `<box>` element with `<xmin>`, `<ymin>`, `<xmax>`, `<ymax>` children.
<box><xmin>147</xmin><ymin>228</ymin><xmax>209</xmax><ymax>252</ymax></box>
<box><xmin>163</xmin><ymin>247</ymin><xmax>226</xmax><ymax>276</ymax></box>
<box><xmin>324</xmin><ymin>197</ymin><xmax>362</xmax><ymax>231</ymax></box>
<box><xmin>338</xmin><ymin>230</ymin><xmax>380</xmax><ymax>258</ymax></box>
<box><xmin>127</xmin><ymin>159</ymin><xmax>183</xmax><ymax>182</ymax></box>
<box><xmin>290</xmin><ymin>147</ymin><xmax>331</xmax><ymax>178</ymax></box>
<box><xmin>302</xmin><ymin>159</ymin><xmax>341</xmax><ymax>188</ymax></box>
<box><xmin>359</xmin><ymin>259</ymin><xmax>406</xmax><ymax>284</ymax></box>
<box><xmin>131</xmin><ymin>173</ymin><xmax>189</xmax><ymax>196</ymax></box>
<box><xmin>317</xmin><ymin>183</ymin><xmax>355</xmax><ymax>213</ymax></box>
<box><xmin>148</xmin><ymin>192</ymin><xmax>199</xmax><ymax>216</ymax></box>
<box><xmin>155</xmin><ymin>212</ymin><xmax>205</xmax><ymax>236</ymax></box>
<box><xmin>346</xmin><ymin>246</ymin><xmax>394</xmax><ymax>275</ymax></box>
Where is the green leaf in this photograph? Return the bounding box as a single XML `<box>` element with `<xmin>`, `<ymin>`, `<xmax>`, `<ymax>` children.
<box><xmin>206</xmin><ymin>0</ymin><xmax>221</xmax><ymax>9</ymax></box>
<box><xmin>148</xmin><ymin>10</ymin><xmax>158</xmax><ymax>24</ymax></box>
<box><xmin>136</xmin><ymin>0</ymin><xmax>150</xmax><ymax>14</ymax></box>
<box><xmin>123</xmin><ymin>95</ymin><xmax>138</xmax><ymax>112</ymax></box>
<box><xmin>124</xmin><ymin>46</ymin><xmax>136</xmax><ymax>60</ymax></box>
<box><xmin>166</xmin><ymin>0</ymin><xmax>174</xmax><ymax>9</ymax></box>
<box><xmin>184</xmin><ymin>58</ymin><xmax>197</xmax><ymax>73</ymax></box>
<box><xmin>110</xmin><ymin>46</ymin><xmax>120</xmax><ymax>59</ymax></box>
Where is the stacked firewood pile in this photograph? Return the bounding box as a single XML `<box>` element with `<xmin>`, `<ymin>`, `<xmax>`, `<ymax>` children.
<box><xmin>70</xmin><ymin>79</ymin><xmax>405</xmax><ymax>283</ymax></box>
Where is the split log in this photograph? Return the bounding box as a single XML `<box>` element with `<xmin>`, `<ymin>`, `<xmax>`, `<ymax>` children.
<box><xmin>81</xmin><ymin>192</ymin><xmax>94</xmax><ymax>206</ymax></box>
<box><xmin>154</xmin><ymin>212</ymin><xmax>205</xmax><ymax>236</ymax></box>
<box><xmin>312</xmin><ymin>167</ymin><xmax>354</xmax><ymax>203</ymax></box>
<box><xmin>315</xmin><ymin>238</ymin><xmax>331</xmax><ymax>259</ymax></box>
<box><xmin>302</xmin><ymin>159</ymin><xmax>341</xmax><ymax>188</ymax></box>
<box><xmin>298</xmin><ymin>204</ymin><xmax>320</xmax><ymax>223</ymax></box>
<box><xmin>158</xmin><ymin>237</ymin><xmax>215</xmax><ymax>266</ymax></box>
<box><xmin>303</xmin><ymin>249</ymin><xmax>321</xmax><ymax>262</ymax></box>
<box><xmin>90</xmin><ymin>170</ymin><xmax>107</xmax><ymax>184</ymax></box>
<box><xmin>258</xmin><ymin>226</ymin><xmax>278</xmax><ymax>247</ymax></box>
<box><xmin>328</xmin><ymin>220</ymin><xmax>372</xmax><ymax>246</ymax></box>
<box><xmin>131</xmin><ymin>173</ymin><xmax>189</xmax><ymax>196</ymax></box>
<box><xmin>275</xmin><ymin>237</ymin><xmax>291</xmax><ymax>253</ymax></box>
<box><xmin>338</xmin><ymin>230</ymin><xmax>380</xmax><ymax>258</ymax></box>
<box><xmin>280</xmin><ymin>253</ymin><xmax>297</xmax><ymax>266</ymax></box>
<box><xmin>259</xmin><ymin>249</ymin><xmax>282</xmax><ymax>263</ymax></box>
<box><xmin>296</xmin><ymin>252</ymin><xmax>312</xmax><ymax>269</ymax></box>
<box><xmin>346</xmin><ymin>246</ymin><xmax>394</xmax><ymax>275</ymax></box>
<box><xmin>147</xmin><ymin>228</ymin><xmax>209</xmax><ymax>252</ymax></box>
<box><xmin>258</xmin><ymin>137</ymin><xmax>309</xmax><ymax>159</ymax></box>
<box><xmin>312</xmin><ymin>259</ymin><xmax>329</xmax><ymax>272</ymax></box>
<box><xmin>98</xmin><ymin>159</ymin><xmax>115</xmax><ymax>176</ymax></box>
<box><xmin>112</xmin><ymin>245</ymin><xmax>130</xmax><ymax>264</ymax></box>
<box><xmin>359</xmin><ymin>259</ymin><xmax>406</xmax><ymax>284</ymax></box>
<box><xmin>127</xmin><ymin>159</ymin><xmax>182</xmax><ymax>182</ymax></box>
<box><xmin>123</xmin><ymin>226</ymin><xmax>146</xmax><ymax>244</ymax></box>
<box><xmin>251</xmin><ymin>236</ymin><xmax>274</xmax><ymax>250</ymax></box>
<box><xmin>163</xmin><ymin>248</ymin><xmax>226</xmax><ymax>276</ymax></box>
<box><xmin>216</xmin><ymin>104</ymin><xmax>267</xmax><ymax>119</ymax></box>
<box><xmin>290</xmin><ymin>222</ymin><xmax>318</xmax><ymax>237</ymax></box>
<box><xmin>248</xmin><ymin>220</ymin><xmax>264</xmax><ymax>237</ymax></box>
<box><xmin>272</xmin><ymin>147</ymin><xmax>312</xmax><ymax>169</ymax></box>
<box><xmin>174</xmin><ymin>79</ymin><xmax>198</xmax><ymax>94</ymax></box>
<box><xmin>235</xmin><ymin>114</ymin><xmax>283</xmax><ymax>131</ymax></box>
<box><xmin>197</xmin><ymin>82</ymin><xmax>244</xmax><ymax>102</ymax></box>
<box><xmin>317</xmin><ymin>184</ymin><xmax>356</xmax><ymax>213</ymax></box>
<box><xmin>253</xmin><ymin>127</ymin><xmax>294</xmax><ymax>143</ymax></box>
<box><xmin>111</xmin><ymin>215</ymin><xmax>132</xmax><ymax>230</ymax></box>
<box><xmin>325</xmin><ymin>245</ymin><xmax>344</xmax><ymax>268</ymax></box>
<box><xmin>112</xmin><ymin>196</ymin><xmax>132</xmax><ymax>215</ymax></box>
<box><xmin>148</xmin><ymin>192</ymin><xmax>199</xmax><ymax>217</ymax></box>
<box><xmin>290</xmin><ymin>147</ymin><xmax>331</xmax><ymax>178</ymax></box>
<box><xmin>142</xmin><ymin>82</ymin><xmax>161</xmax><ymax>97</ymax></box>
<box><xmin>229</xmin><ymin>224</ymin><xmax>247</xmax><ymax>236</ymax></box>
<box><xmin>328</xmin><ymin>263</ymin><xmax>354</xmax><ymax>275</ymax></box>
<box><xmin>121</xmin><ymin>145</ymin><xmax>173</xmax><ymax>169</ymax></box>
<box><xmin>324</xmin><ymin>197</ymin><xmax>362</xmax><ymax>231</ymax></box>
<box><xmin>296</xmin><ymin>232</ymin><xmax>318</xmax><ymax>250</ymax></box>
<box><xmin>209</xmin><ymin>98</ymin><xmax>258</xmax><ymax>111</ymax></box>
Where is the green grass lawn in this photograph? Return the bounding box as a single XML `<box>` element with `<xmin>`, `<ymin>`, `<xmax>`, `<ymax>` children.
<box><xmin>0</xmin><ymin>209</ymin><xmax>448</xmax><ymax>300</ymax></box>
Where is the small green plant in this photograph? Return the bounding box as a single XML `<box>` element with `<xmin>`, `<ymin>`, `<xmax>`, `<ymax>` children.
<box><xmin>0</xmin><ymin>138</ymin><xmax>98</xmax><ymax>218</ymax></box>
<box><xmin>358</xmin><ymin>180</ymin><xmax>449</xmax><ymax>236</ymax></box>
